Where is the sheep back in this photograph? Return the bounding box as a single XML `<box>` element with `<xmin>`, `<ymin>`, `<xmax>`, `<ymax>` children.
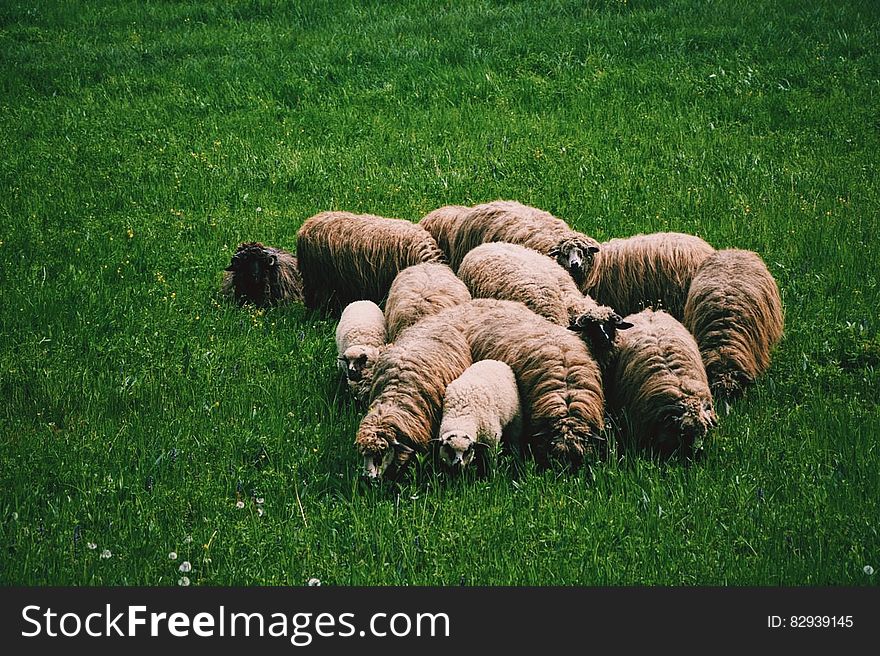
<box><xmin>440</xmin><ymin>200</ymin><xmax>600</xmax><ymax>271</ymax></box>
<box><xmin>384</xmin><ymin>263</ymin><xmax>472</xmax><ymax>342</ymax></box>
<box><xmin>607</xmin><ymin>309</ymin><xmax>716</xmax><ymax>456</ymax></box>
<box><xmin>683</xmin><ymin>248</ymin><xmax>784</xmax><ymax>398</ymax></box>
<box><xmin>296</xmin><ymin>211</ymin><xmax>446</xmax><ymax>313</ymax></box>
<box><xmin>584</xmin><ymin>232</ymin><xmax>715</xmax><ymax>319</ymax></box>
<box><xmin>418</xmin><ymin>204</ymin><xmax>469</xmax><ymax>262</ymax></box>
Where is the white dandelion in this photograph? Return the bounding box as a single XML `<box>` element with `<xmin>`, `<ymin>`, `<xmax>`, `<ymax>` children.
<box><xmin>178</xmin><ymin>576</ymin><xmax>190</xmax><ymax>587</ymax></box>
<box><xmin>235</xmin><ymin>500</ymin><xmax>245</xmax><ymax>509</ymax></box>
<box><xmin>168</xmin><ymin>552</ymin><xmax>178</xmax><ymax>560</ymax></box>
<box><xmin>100</xmin><ymin>549</ymin><xmax>112</xmax><ymax>559</ymax></box>
<box><xmin>179</xmin><ymin>561</ymin><xmax>192</xmax><ymax>573</ymax></box>
<box><xmin>307</xmin><ymin>578</ymin><xmax>321</xmax><ymax>587</ymax></box>
<box><xmin>865</xmin><ymin>565</ymin><xmax>875</xmax><ymax>576</ymax></box>
<box><xmin>87</xmin><ymin>542</ymin><xmax>97</xmax><ymax>550</ymax></box>
<box><xmin>256</xmin><ymin>497</ymin><xmax>265</xmax><ymax>505</ymax></box>
<box><xmin>257</xmin><ymin>508</ymin><xmax>264</xmax><ymax>517</ymax></box>
<box><xmin>184</xmin><ymin>535</ymin><xmax>193</xmax><ymax>544</ymax></box>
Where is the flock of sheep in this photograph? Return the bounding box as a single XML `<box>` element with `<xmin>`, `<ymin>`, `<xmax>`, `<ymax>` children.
<box><xmin>221</xmin><ymin>200</ymin><xmax>783</xmax><ymax>480</ymax></box>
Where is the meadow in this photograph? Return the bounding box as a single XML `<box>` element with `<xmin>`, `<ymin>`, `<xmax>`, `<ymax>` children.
<box><xmin>1</xmin><ymin>0</ymin><xmax>878</xmax><ymax>585</ymax></box>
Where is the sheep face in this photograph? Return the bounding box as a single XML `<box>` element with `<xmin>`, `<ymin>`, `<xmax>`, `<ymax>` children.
<box><xmin>568</xmin><ymin>312</ymin><xmax>633</xmax><ymax>352</ymax></box>
<box><xmin>225</xmin><ymin>242</ymin><xmax>278</xmax><ymax>307</ymax></box>
<box><xmin>339</xmin><ymin>345</ymin><xmax>379</xmax><ymax>383</ymax></box>
<box><xmin>433</xmin><ymin>431</ymin><xmax>482</xmax><ymax>472</ymax></box>
<box><xmin>654</xmin><ymin>398</ymin><xmax>717</xmax><ymax>457</ymax></box>
<box><xmin>549</xmin><ymin>237</ymin><xmax>599</xmax><ymax>285</ymax></box>
<box><xmin>356</xmin><ymin>412</ymin><xmax>416</xmax><ymax>480</ymax></box>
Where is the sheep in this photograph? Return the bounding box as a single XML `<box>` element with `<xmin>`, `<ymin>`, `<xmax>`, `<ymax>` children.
<box><xmin>221</xmin><ymin>242</ymin><xmax>303</xmax><ymax>308</ymax></box>
<box><xmin>335</xmin><ymin>300</ymin><xmax>387</xmax><ymax>404</ymax></box>
<box><xmin>421</xmin><ymin>200</ymin><xmax>600</xmax><ymax>280</ymax></box>
<box><xmin>418</xmin><ymin>204</ymin><xmax>469</xmax><ymax>262</ymax></box>
<box><xmin>434</xmin><ymin>359</ymin><xmax>522</xmax><ymax>472</ymax></box>
<box><xmin>296</xmin><ymin>211</ymin><xmax>446</xmax><ymax>313</ymax></box>
<box><xmin>383</xmin><ymin>263</ymin><xmax>472</xmax><ymax>342</ymax></box>
<box><xmin>683</xmin><ymin>249</ymin><xmax>784</xmax><ymax>399</ymax></box>
<box><xmin>596</xmin><ymin>309</ymin><xmax>717</xmax><ymax>458</ymax></box>
<box><xmin>356</xmin><ymin>313</ymin><xmax>472</xmax><ymax>480</ymax></box>
<box><xmin>457</xmin><ymin>242</ymin><xmax>631</xmax><ymax>358</ymax></box>
<box><xmin>436</xmin><ymin>299</ymin><xmax>606</xmax><ymax>470</ymax></box>
<box><xmin>581</xmin><ymin>232</ymin><xmax>715</xmax><ymax>319</ymax></box>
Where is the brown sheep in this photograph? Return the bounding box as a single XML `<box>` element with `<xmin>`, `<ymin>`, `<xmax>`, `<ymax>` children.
<box><xmin>597</xmin><ymin>309</ymin><xmax>717</xmax><ymax>458</ymax></box>
<box><xmin>420</xmin><ymin>200</ymin><xmax>600</xmax><ymax>281</ymax></box>
<box><xmin>683</xmin><ymin>249</ymin><xmax>784</xmax><ymax>399</ymax></box>
<box><xmin>437</xmin><ymin>299</ymin><xmax>606</xmax><ymax>470</ymax></box>
<box><xmin>581</xmin><ymin>232</ymin><xmax>715</xmax><ymax>319</ymax></box>
<box><xmin>383</xmin><ymin>263</ymin><xmax>472</xmax><ymax>342</ymax></box>
<box><xmin>296</xmin><ymin>211</ymin><xmax>446</xmax><ymax>313</ymax></box>
<box><xmin>457</xmin><ymin>242</ymin><xmax>631</xmax><ymax>358</ymax></box>
<box><xmin>356</xmin><ymin>313</ymin><xmax>472</xmax><ymax>480</ymax></box>
<box><xmin>221</xmin><ymin>242</ymin><xmax>303</xmax><ymax>308</ymax></box>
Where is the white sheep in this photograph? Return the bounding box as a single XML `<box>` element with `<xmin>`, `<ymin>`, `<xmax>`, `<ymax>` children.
<box><xmin>435</xmin><ymin>360</ymin><xmax>522</xmax><ymax>472</ymax></box>
<box><xmin>336</xmin><ymin>300</ymin><xmax>386</xmax><ymax>404</ymax></box>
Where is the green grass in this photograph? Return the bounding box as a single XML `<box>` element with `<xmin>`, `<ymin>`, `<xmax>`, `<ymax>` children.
<box><xmin>1</xmin><ymin>0</ymin><xmax>878</xmax><ymax>585</ymax></box>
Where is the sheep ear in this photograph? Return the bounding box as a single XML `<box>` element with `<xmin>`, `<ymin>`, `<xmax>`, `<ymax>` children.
<box><xmin>588</xmin><ymin>246</ymin><xmax>600</xmax><ymax>254</ymax></box>
<box><xmin>616</xmin><ymin>320</ymin><xmax>634</xmax><ymax>330</ymax></box>
<box><xmin>548</xmin><ymin>247</ymin><xmax>560</xmax><ymax>257</ymax></box>
<box><xmin>267</xmin><ymin>254</ymin><xmax>278</xmax><ymax>267</ymax></box>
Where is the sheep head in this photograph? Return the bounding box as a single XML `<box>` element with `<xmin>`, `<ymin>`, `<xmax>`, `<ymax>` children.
<box><xmin>431</xmin><ymin>431</ymin><xmax>488</xmax><ymax>472</ymax></box>
<box><xmin>224</xmin><ymin>242</ymin><xmax>280</xmax><ymax>307</ymax></box>
<box><xmin>356</xmin><ymin>404</ymin><xmax>416</xmax><ymax>480</ymax></box>
<box><xmin>654</xmin><ymin>397</ymin><xmax>717</xmax><ymax>458</ymax></box>
<box><xmin>568</xmin><ymin>308</ymin><xmax>633</xmax><ymax>352</ymax></box>
<box><xmin>339</xmin><ymin>345</ymin><xmax>380</xmax><ymax>383</ymax></box>
<box><xmin>548</xmin><ymin>237</ymin><xmax>599</xmax><ymax>285</ymax></box>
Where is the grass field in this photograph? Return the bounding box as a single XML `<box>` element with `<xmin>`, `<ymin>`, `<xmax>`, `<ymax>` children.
<box><xmin>1</xmin><ymin>0</ymin><xmax>878</xmax><ymax>586</ymax></box>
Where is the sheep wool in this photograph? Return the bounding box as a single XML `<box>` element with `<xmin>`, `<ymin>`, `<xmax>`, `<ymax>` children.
<box><xmin>457</xmin><ymin>242</ymin><xmax>628</xmax><ymax>357</ymax></box>
<box><xmin>296</xmin><ymin>211</ymin><xmax>446</xmax><ymax>313</ymax></box>
<box><xmin>336</xmin><ymin>300</ymin><xmax>387</xmax><ymax>404</ymax></box>
<box><xmin>418</xmin><ymin>204</ymin><xmax>470</xmax><ymax>263</ymax></box>
<box><xmin>683</xmin><ymin>249</ymin><xmax>784</xmax><ymax>399</ymax></box>
<box><xmin>606</xmin><ymin>309</ymin><xmax>717</xmax><ymax>457</ymax></box>
<box><xmin>582</xmin><ymin>232</ymin><xmax>715</xmax><ymax>319</ymax></box>
<box><xmin>422</xmin><ymin>200</ymin><xmax>600</xmax><ymax>281</ymax></box>
<box><xmin>384</xmin><ymin>263</ymin><xmax>472</xmax><ymax>342</ymax></box>
<box><xmin>436</xmin><ymin>359</ymin><xmax>522</xmax><ymax>471</ymax></box>
<box><xmin>221</xmin><ymin>242</ymin><xmax>303</xmax><ymax>308</ymax></box>
<box><xmin>356</xmin><ymin>313</ymin><xmax>472</xmax><ymax>480</ymax></box>
<box><xmin>437</xmin><ymin>299</ymin><xmax>605</xmax><ymax>470</ymax></box>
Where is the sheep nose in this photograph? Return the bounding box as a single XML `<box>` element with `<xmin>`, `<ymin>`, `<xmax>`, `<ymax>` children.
<box><xmin>348</xmin><ymin>368</ymin><xmax>362</xmax><ymax>382</ymax></box>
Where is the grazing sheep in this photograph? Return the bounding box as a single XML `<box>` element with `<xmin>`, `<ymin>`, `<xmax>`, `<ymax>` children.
<box><xmin>683</xmin><ymin>249</ymin><xmax>784</xmax><ymax>399</ymax></box>
<box><xmin>434</xmin><ymin>359</ymin><xmax>522</xmax><ymax>472</ymax></box>
<box><xmin>221</xmin><ymin>242</ymin><xmax>303</xmax><ymax>307</ymax></box>
<box><xmin>336</xmin><ymin>300</ymin><xmax>387</xmax><ymax>404</ymax></box>
<box><xmin>598</xmin><ymin>309</ymin><xmax>717</xmax><ymax>458</ymax></box>
<box><xmin>581</xmin><ymin>232</ymin><xmax>715</xmax><ymax>319</ymax></box>
<box><xmin>356</xmin><ymin>314</ymin><xmax>472</xmax><ymax>480</ymax></box>
<box><xmin>422</xmin><ymin>200</ymin><xmax>600</xmax><ymax>280</ymax></box>
<box><xmin>457</xmin><ymin>242</ymin><xmax>631</xmax><ymax>357</ymax></box>
<box><xmin>296</xmin><ymin>211</ymin><xmax>446</xmax><ymax>313</ymax></box>
<box><xmin>437</xmin><ymin>299</ymin><xmax>605</xmax><ymax>470</ymax></box>
<box><xmin>383</xmin><ymin>263</ymin><xmax>472</xmax><ymax>342</ymax></box>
